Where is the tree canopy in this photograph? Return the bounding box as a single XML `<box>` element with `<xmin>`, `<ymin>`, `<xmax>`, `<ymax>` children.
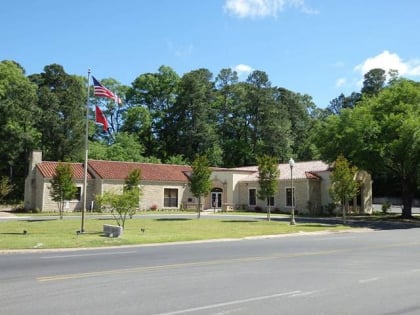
<box><xmin>315</xmin><ymin>78</ymin><xmax>420</xmax><ymax>218</ymax></box>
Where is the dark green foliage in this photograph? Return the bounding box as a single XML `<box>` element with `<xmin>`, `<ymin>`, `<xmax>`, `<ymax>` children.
<box><xmin>165</xmin><ymin>69</ymin><xmax>220</xmax><ymax>165</ymax></box>
<box><xmin>314</xmin><ymin>78</ymin><xmax>420</xmax><ymax>218</ymax></box>
<box><xmin>30</xmin><ymin>64</ymin><xmax>86</xmax><ymax>161</ymax></box>
<box><xmin>0</xmin><ymin>60</ymin><xmax>40</xmax><ymax>199</ymax></box>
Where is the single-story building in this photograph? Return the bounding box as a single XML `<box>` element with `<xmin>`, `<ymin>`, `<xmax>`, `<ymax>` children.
<box><xmin>24</xmin><ymin>151</ymin><xmax>372</xmax><ymax>214</ymax></box>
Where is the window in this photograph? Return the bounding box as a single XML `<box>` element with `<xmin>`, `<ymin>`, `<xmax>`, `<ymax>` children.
<box><xmin>286</xmin><ymin>188</ymin><xmax>295</xmax><ymax>207</ymax></box>
<box><xmin>266</xmin><ymin>196</ymin><xmax>274</xmax><ymax>206</ymax></box>
<box><xmin>73</xmin><ymin>187</ymin><xmax>81</xmax><ymax>201</ymax></box>
<box><xmin>164</xmin><ymin>188</ymin><xmax>178</xmax><ymax>207</ymax></box>
<box><xmin>249</xmin><ymin>189</ymin><xmax>256</xmax><ymax>206</ymax></box>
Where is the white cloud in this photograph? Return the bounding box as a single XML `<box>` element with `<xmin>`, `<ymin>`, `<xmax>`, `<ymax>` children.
<box><xmin>354</xmin><ymin>50</ymin><xmax>420</xmax><ymax>77</ymax></box>
<box><xmin>232</xmin><ymin>64</ymin><xmax>254</xmax><ymax>77</ymax></box>
<box><xmin>335</xmin><ymin>78</ymin><xmax>346</xmax><ymax>88</ymax></box>
<box><xmin>223</xmin><ymin>0</ymin><xmax>318</xmax><ymax>18</ymax></box>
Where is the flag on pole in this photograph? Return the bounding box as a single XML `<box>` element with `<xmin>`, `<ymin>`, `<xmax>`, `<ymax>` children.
<box><xmin>114</xmin><ymin>93</ymin><xmax>122</xmax><ymax>105</ymax></box>
<box><xmin>95</xmin><ymin>105</ymin><xmax>109</xmax><ymax>131</ymax></box>
<box><xmin>92</xmin><ymin>76</ymin><xmax>117</xmax><ymax>100</ymax></box>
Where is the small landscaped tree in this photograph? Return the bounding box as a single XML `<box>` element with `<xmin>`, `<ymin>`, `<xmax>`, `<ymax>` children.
<box><xmin>188</xmin><ymin>155</ymin><xmax>212</xmax><ymax>219</ymax></box>
<box><xmin>49</xmin><ymin>163</ymin><xmax>77</xmax><ymax>219</ymax></box>
<box><xmin>97</xmin><ymin>168</ymin><xmax>141</xmax><ymax>228</ymax></box>
<box><xmin>0</xmin><ymin>176</ymin><xmax>13</xmax><ymax>203</ymax></box>
<box><xmin>257</xmin><ymin>155</ymin><xmax>280</xmax><ymax>221</ymax></box>
<box><xmin>329</xmin><ymin>154</ymin><xmax>360</xmax><ymax>223</ymax></box>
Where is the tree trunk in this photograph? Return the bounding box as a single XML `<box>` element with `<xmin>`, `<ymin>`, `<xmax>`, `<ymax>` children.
<box><xmin>401</xmin><ymin>180</ymin><xmax>414</xmax><ymax>219</ymax></box>
<box><xmin>197</xmin><ymin>196</ymin><xmax>201</xmax><ymax>219</ymax></box>
<box><xmin>267</xmin><ymin>200</ymin><xmax>271</xmax><ymax>221</ymax></box>
<box><xmin>342</xmin><ymin>199</ymin><xmax>346</xmax><ymax>224</ymax></box>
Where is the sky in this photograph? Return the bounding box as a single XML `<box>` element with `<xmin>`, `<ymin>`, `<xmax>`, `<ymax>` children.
<box><xmin>2</xmin><ymin>0</ymin><xmax>420</xmax><ymax>108</ymax></box>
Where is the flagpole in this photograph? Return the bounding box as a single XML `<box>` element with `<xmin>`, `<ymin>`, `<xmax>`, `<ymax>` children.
<box><xmin>81</xmin><ymin>69</ymin><xmax>91</xmax><ymax>233</ymax></box>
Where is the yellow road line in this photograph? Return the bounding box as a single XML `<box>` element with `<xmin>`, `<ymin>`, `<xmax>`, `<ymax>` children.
<box><xmin>37</xmin><ymin>241</ymin><xmax>420</xmax><ymax>283</ymax></box>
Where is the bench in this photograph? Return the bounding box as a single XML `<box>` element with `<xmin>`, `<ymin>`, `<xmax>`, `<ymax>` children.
<box><xmin>103</xmin><ymin>224</ymin><xmax>123</xmax><ymax>237</ymax></box>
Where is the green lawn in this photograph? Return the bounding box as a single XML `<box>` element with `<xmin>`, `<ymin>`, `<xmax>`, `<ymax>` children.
<box><xmin>0</xmin><ymin>216</ymin><xmax>350</xmax><ymax>250</ymax></box>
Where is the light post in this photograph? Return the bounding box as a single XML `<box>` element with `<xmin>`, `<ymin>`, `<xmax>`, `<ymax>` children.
<box><xmin>289</xmin><ymin>157</ymin><xmax>296</xmax><ymax>225</ymax></box>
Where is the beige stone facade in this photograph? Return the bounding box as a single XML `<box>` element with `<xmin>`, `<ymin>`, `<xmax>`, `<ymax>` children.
<box><xmin>24</xmin><ymin>151</ymin><xmax>373</xmax><ymax>215</ymax></box>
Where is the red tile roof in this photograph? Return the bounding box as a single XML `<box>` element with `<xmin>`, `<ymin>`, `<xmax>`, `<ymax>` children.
<box><xmin>36</xmin><ymin>162</ymin><xmax>93</xmax><ymax>179</ymax></box>
<box><xmin>88</xmin><ymin>160</ymin><xmax>192</xmax><ymax>182</ymax></box>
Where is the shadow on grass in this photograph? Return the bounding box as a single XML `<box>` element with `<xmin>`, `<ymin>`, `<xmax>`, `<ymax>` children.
<box><xmin>26</xmin><ymin>218</ymin><xmax>58</xmax><ymax>222</ymax></box>
<box><xmin>155</xmin><ymin>218</ymin><xmax>192</xmax><ymax>222</ymax></box>
<box><xmin>0</xmin><ymin>232</ymin><xmax>28</xmax><ymax>235</ymax></box>
<box><xmin>221</xmin><ymin>220</ymin><xmax>259</xmax><ymax>223</ymax></box>
<box><xmin>272</xmin><ymin>216</ymin><xmax>420</xmax><ymax>231</ymax></box>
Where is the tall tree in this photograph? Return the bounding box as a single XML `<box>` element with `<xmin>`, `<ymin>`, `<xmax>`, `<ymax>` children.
<box><xmin>215</xmin><ymin>68</ymin><xmax>240</xmax><ymax>166</ymax></box>
<box><xmin>246</xmin><ymin>71</ymin><xmax>291</xmax><ymax>163</ymax></box>
<box><xmin>128</xmin><ymin>66</ymin><xmax>180</xmax><ymax>160</ymax></box>
<box><xmin>30</xmin><ymin>64</ymin><xmax>86</xmax><ymax>161</ymax></box>
<box><xmin>257</xmin><ymin>155</ymin><xmax>280</xmax><ymax>221</ymax></box>
<box><xmin>277</xmin><ymin>88</ymin><xmax>317</xmax><ymax>161</ymax></box>
<box><xmin>49</xmin><ymin>163</ymin><xmax>77</xmax><ymax>219</ymax></box>
<box><xmin>326</xmin><ymin>92</ymin><xmax>361</xmax><ymax>115</ymax></box>
<box><xmin>166</xmin><ymin>69</ymin><xmax>220</xmax><ymax>164</ymax></box>
<box><xmin>329</xmin><ymin>155</ymin><xmax>359</xmax><ymax>223</ymax></box>
<box><xmin>188</xmin><ymin>155</ymin><xmax>212</xmax><ymax>219</ymax></box>
<box><xmin>361</xmin><ymin>68</ymin><xmax>386</xmax><ymax>97</ymax></box>
<box><xmin>0</xmin><ymin>60</ymin><xmax>39</xmax><ymax>198</ymax></box>
<box><xmin>314</xmin><ymin>78</ymin><xmax>420</xmax><ymax>218</ymax></box>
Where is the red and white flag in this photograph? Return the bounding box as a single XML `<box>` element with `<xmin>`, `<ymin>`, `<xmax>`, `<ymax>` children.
<box><xmin>95</xmin><ymin>105</ymin><xmax>109</xmax><ymax>131</ymax></box>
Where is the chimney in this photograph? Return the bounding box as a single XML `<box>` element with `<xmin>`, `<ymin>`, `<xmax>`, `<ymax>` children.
<box><xmin>30</xmin><ymin>150</ymin><xmax>42</xmax><ymax>171</ymax></box>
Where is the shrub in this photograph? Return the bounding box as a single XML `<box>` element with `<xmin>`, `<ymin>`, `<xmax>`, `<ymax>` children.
<box><xmin>254</xmin><ymin>206</ymin><xmax>263</xmax><ymax>212</ymax></box>
<box><xmin>382</xmin><ymin>201</ymin><xmax>391</xmax><ymax>214</ymax></box>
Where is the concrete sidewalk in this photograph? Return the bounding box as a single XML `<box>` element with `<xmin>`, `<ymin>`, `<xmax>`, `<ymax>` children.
<box><xmin>0</xmin><ymin>210</ymin><xmax>17</xmax><ymax>217</ymax></box>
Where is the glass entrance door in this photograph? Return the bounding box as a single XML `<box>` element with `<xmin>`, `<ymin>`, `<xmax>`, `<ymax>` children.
<box><xmin>211</xmin><ymin>192</ymin><xmax>222</xmax><ymax>208</ymax></box>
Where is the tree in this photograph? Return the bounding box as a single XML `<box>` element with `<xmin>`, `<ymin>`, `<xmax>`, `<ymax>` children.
<box><xmin>326</xmin><ymin>92</ymin><xmax>361</xmax><ymax>115</ymax></box>
<box><xmin>123</xmin><ymin>168</ymin><xmax>141</xmax><ymax>219</ymax></box>
<box><xmin>128</xmin><ymin>65</ymin><xmax>180</xmax><ymax>160</ymax></box>
<box><xmin>245</xmin><ymin>71</ymin><xmax>292</xmax><ymax>163</ymax></box>
<box><xmin>257</xmin><ymin>155</ymin><xmax>279</xmax><ymax>221</ymax></box>
<box><xmin>361</xmin><ymin>68</ymin><xmax>386</xmax><ymax>97</ymax></box>
<box><xmin>277</xmin><ymin>88</ymin><xmax>317</xmax><ymax>161</ymax></box>
<box><xmin>188</xmin><ymin>155</ymin><xmax>212</xmax><ymax>219</ymax></box>
<box><xmin>329</xmin><ymin>155</ymin><xmax>359</xmax><ymax>223</ymax></box>
<box><xmin>0</xmin><ymin>60</ymin><xmax>40</xmax><ymax>199</ymax></box>
<box><xmin>49</xmin><ymin>163</ymin><xmax>77</xmax><ymax>219</ymax></box>
<box><xmin>0</xmin><ymin>176</ymin><xmax>13</xmax><ymax>202</ymax></box>
<box><xmin>165</xmin><ymin>69</ymin><xmax>220</xmax><ymax>164</ymax></box>
<box><xmin>314</xmin><ymin>78</ymin><xmax>420</xmax><ymax>218</ymax></box>
<box><xmin>97</xmin><ymin>168</ymin><xmax>142</xmax><ymax>228</ymax></box>
<box><xmin>30</xmin><ymin>64</ymin><xmax>86</xmax><ymax>161</ymax></box>
<box><xmin>89</xmin><ymin>132</ymin><xmax>145</xmax><ymax>162</ymax></box>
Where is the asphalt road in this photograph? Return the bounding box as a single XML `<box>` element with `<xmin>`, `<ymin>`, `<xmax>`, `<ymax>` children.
<box><xmin>1</xmin><ymin>226</ymin><xmax>420</xmax><ymax>315</ymax></box>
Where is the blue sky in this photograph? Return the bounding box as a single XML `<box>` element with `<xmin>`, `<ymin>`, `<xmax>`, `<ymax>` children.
<box><xmin>2</xmin><ymin>0</ymin><xmax>420</xmax><ymax>108</ymax></box>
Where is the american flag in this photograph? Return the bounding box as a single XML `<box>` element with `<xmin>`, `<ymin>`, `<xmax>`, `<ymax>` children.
<box><xmin>92</xmin><ymin>76</ymin><xmax>117</xmax><ymax>100</ymax></box>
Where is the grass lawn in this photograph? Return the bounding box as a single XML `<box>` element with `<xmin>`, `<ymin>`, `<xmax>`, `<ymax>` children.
<box><xmin>0</xmin><ymin>215</ymin><xmax>351</xmax><ymax>250</ymax></box>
